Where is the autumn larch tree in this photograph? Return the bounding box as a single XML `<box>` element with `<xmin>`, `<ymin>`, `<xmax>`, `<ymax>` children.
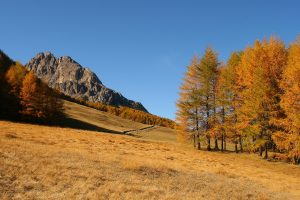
<box><xmin>272</xmin><ymin>36</ymin><xmax>300</xmax><ymax>164</ymax></box>
<box><xmin>216</xmin><ymin>51</ymin><xmax>242</xmax><ymax>152</ymax></box>
<box><xmin>176</xmin><ymin>55</ymin><xmax>202</xmax><ymax>148</ymax></box>
<box><xmin>236</xmin><ymin>37</ymin><xmax>287</xmax><ymax>158</ymax></box>
<box><xmin>198</xmin><ymin>47</ymin><xmax>219</xmax><ymax>151</ymax></box>
<box><xmin>19</xmin><ymin>71</ymin><xmax>41</xmax><ymax>118</ymax></box>
<box><xmin>176</xmin><ymin>48</ymin><xmax>219</xmax><ymax>151</ymax></box>
<box><xmin>20</xmin><ymin>71</ymin><xmax>64</xmax><ymax>120</ymax></box>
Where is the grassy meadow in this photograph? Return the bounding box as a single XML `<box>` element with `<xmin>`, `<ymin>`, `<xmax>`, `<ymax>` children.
<box><xmin>1</xmin><ymin>120</ymin><xmax>299</xmax><ymax>200</ymax></box>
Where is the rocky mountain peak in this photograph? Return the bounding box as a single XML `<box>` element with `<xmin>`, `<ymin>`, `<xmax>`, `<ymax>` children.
<box><xmin>26</xmin><ymin>52</ymin><xmax>148</xmax><ymax>112</ymax></box>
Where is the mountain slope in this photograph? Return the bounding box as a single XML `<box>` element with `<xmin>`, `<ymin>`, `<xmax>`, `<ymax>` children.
<box><xmin>61</xmin><ymin>100</ymin><xmax>177</xmax><ymax>142</ymax></box>
<box><xmin>26</xmin><ymin>52</ymin><xmax>147</xmax><ymax>112</ymax></box>
<box><xmin>62</xmin><ymin>100</ymin><xmax>147</xmax><ymax>133</ymax></box>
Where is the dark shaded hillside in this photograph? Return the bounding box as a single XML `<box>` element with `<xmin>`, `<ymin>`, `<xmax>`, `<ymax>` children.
<box><xmin>0</xmin><ymin>50</ymin><xmax>18</xmax><ymax>118</ymax></box>
<box><xmin>0</xmin><ymin>50</ymin><xmax>63</xmax><ymax>121</ymax></box>
<box><xmin>0</xmin><ymin>50</ymin><xmax>14</xmax><ymax>73</ymax></box>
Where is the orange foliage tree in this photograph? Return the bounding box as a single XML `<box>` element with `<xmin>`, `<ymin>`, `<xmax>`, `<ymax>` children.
<box><xmin>216</xmin><ymin>51</ymin><xmax>242</xmax><ymax>152</ymax></box>
<box><xmin>20</xmin><ymin>71</ymin><xmax>63</xmax><ymax>120</ymax></box>
<box><xmin>176</xmin><ymin>36</ymin><xmax>300</xmax><ymax>164</ymax></box>
<box><xmin>272</xmin><ymin>36</ymin><xmax>300</xmax><ymax>164</ymax></box>
<box><xmin>176</xmin><ymin>55</ymin><xmax>202</xmax><ymax>146</ymax></box>
<box><xmin>236</xmin><ymin>38</ymin><xmax>287</xmax><ymax>158</ymax></box>
<box><xmin>176</xmin><ymin>48</ymin><xmax>219</xmax><ymax>150</ymax></box>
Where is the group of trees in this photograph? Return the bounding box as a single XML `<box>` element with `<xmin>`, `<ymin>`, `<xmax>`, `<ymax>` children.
<box><xmin>71</xmin><ymin>97</ymin><xmax>175</xmax><ymax>129</ymax></box>
<box><xmin>176</xmin><ymin>36</ymin><xmax>300</xmax><ymax>164</ymax></box>
<box><xmin>0</xmin><ymin>50</ymin><xmax>63</xmax><ymax>121</ymax></box>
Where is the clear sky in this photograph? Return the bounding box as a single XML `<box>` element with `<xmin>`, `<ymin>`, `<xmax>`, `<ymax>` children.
<box><xmin>1</xmin><ymin>0</ymin><xmax>300</xmax><ymax>119</ymax></box>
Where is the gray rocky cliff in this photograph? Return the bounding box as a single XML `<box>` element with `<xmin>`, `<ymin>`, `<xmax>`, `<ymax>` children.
<box><xmin>26</xmin><ymin>52</ymin><xmax>148</xmax><ymax>112</ymax></box>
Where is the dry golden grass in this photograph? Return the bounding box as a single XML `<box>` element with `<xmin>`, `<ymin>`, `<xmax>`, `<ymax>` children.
<box><xmin>1</xmin><ymin>120</ymin><xmax>300</xmax><ymax>200</ymax></box>
<box><xmin>130</xmin><ymin>126</ymin><xmax>177</xmax><ymax>143</ymax></box>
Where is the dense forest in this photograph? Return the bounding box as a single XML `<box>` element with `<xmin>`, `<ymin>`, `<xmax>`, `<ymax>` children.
<box><xmin>0</xmin><ymin>50</ymin><xmax>175</xmax><ymax>128</ymax></box>
<box><xmin>176</xmin><ymin>36</ymin><xmax>300</xmax><ymax>164</ymax></box>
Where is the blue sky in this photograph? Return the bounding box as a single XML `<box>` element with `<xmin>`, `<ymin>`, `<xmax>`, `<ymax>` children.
<box><xmin>1</xmin><ymin>0</ymin><xmax>300</xmax><ymax>119</ymax></box>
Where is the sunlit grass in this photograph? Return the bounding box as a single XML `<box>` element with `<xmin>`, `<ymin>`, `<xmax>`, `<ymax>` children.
<box><xmin>0</xmin><ymin>120</ymin><xmax>299</xmax><ymax>199</ymax></box>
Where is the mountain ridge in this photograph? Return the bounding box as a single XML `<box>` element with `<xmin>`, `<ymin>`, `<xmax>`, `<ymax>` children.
<box><xmin>26</xmin><ymin>52</ymin><xmax>148</xmax><ymax>112</ymax></box>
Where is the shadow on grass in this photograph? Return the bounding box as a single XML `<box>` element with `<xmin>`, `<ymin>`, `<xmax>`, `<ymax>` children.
<box><xmin>53</xmin><ymin>117</ymin><xmax>123</xmax><ymax>134</ymax></box>
<box><xmin>0</xmin><ymin>114</ymin><xmax>123</xmax><ymax>134</ymax></box>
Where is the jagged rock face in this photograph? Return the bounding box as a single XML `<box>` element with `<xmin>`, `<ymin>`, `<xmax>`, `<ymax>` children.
<box><xmin>26</xmin><ymin>52</ymin><xmax>148</xmax><ymax>112</ymax></box>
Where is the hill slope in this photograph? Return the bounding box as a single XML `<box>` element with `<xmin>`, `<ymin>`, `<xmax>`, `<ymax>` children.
<box><xmin>1</xmin><ymin>120</ymin><xmax>299</xmax><ymax>199</ymax></box>
<box><xmin>60</xmin><ymin>100</ymin><xmax>177</xmax><ymax>142</ymax></box>
<box><xmin>26</xmin><ymin>52</ymin><xmax>147</xmax><ymax>112</ymax></box>
<box><xmin>62</xmin><ymin>100</ymin><xmax>148</xmax><ymax>133</ymax></box>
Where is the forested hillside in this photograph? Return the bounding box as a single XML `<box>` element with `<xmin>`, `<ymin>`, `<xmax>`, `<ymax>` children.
<box><xmin>177</xmin><ymin>36</ymin><xmax>300</xmax><ymax>164</ymax></box>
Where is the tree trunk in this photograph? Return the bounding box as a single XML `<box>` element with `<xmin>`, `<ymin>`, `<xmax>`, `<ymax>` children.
<box><xmin>197</xmin><ymin>132</ymin><xmax>201</xmax><ymax>150</ymax></box>
<box><xmin>239</xmin><ymin>135</ymin><xmax>243</xmax><ymax>152</ymax></box>
<box><xmin>195</xmin><ymin>108</ymin><xmax>200</xmax><ymax>150</ymax></box>
<box><xmin>193</xmin><ymin>134</ymin><xmax>196</xmax><ymax>148</ymax></box>
<box><xmin>214</xmin><ymin>137</ymin><xmax>219</xmax><ymax>151</ymax></box>
<box><xmin>213</xmin><ymin>91</ymin><xmax>218</xmax><ymax>151</ymax></box>
<box><xmin>259</xmin><ymin>145</ymin><xmax>263</xmax><ymax>156</ymax></box>
<box><xmin>264</xmin><ymin>142</ymin><xmax>268</xmax><ymax>159</ymax></box>
<box><xmin>224</xmin><ymin>134</ymin><xmax>227</xmax><ymax>151</ymax></box>
<box><xmin>207</xmin><ymin>136</ymin><xmax>211</xmax><ymax>151</ymax></box>
<box><xmin>221</xmin><ymin>133</ymin><xmax>224</xmax><ymax>152</ymax></box>
<box><xmin>272</xmin><ymin>143</ymin><xmax>276</xmax><ymax>152</ymax></box>
<box><xmin>235</xmin><ymin>140</ymin><xmax>238</xmax><ymax>153</ymax></box>
<box><xmin>294</xmin><ymin>156</ymin><xmax>300</xmax><ymax>165</ymax></box>
<box><xmin>205</xmin><ymin>97</ymin><xmax>211</xmax><ymax>151</ymax></box>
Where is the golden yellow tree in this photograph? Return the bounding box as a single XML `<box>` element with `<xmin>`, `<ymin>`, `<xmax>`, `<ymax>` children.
<box><xmin>5</xmin><ymin>62</ymin><xmax>27</xmax><ymax>96</ymax></box>
<box><xmin>177</xmin><ymin>48</ymin><xmax>219</xmax><ymax>151</ymax></box>
<box><xmin>20</xmin><ymin>71</ymin><xmax>41</xmax><ymax>118</ymax></box>
<box><xmin>216</xmin><ymin>51</ymin><xmax>242</xmax><ymax>152</ymax></box>
<box><xmin>20</xmin><ymin>72</ymin><xmax>63</xmax><ymax>120</ymax></box>
<box><xmin>272</xmin><ymin>36</ymin><xmax>300</xmax><ymax>164</ymax></box>
<box><xmin>236</xmin><ymin>37</ymin><xmax>287</xmax><ymax>158</ymax></box>
<box><xmin>198</xmin><ymin>48</ymin><xmax>219</xmax><ymax>151</ymax></box>
<box><xmin>176</xmin><ymin>55</ymin><xmax>202</xmax><ymax>147</ymax></box>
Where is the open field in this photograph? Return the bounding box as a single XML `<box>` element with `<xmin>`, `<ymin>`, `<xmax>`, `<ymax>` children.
<box><xmin>0</xmin><ymin>120</ymin><xmax>299</xmax><ymax>200</ymax></box>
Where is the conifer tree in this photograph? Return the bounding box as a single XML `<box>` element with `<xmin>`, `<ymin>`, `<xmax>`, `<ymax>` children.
<box><xmin>273</xmin><ymin>36</ymin><xmax>300</xmax><ymax>164</ymax></box>
<box><xmin>20</xmin><ymin>71</ymin><xmax>41</xmax><ymax>118</ymax></box>
<box><xmin>236</xmin><ymin>38</ymin><xmax>287</xmax><ymax>158</ymax></box>
<box><xmin>176</xmin><ymin>55</ymin><xmax>202</xmax><ymax>147</ymax></box>
<box><xmin>198</xmin><ymin>48</ymin><xmax>219</xmax><ymax>151</ymax></box>
<box><xmin>20</xmin><ymin>72</ymin><xmax>64</xmax><ymax>120</ymax></box>
<box><xmin>216</xmin><ymin>51</ymin><xmax>242</xmax><ymax>152</ymax></box>
<box><xmin>5</xmin><ymin>62</ymin><xmax>27</xmax><ymax>96</ymax></box>
<box><xmin>176</xmin><ymin>48</ymin><xmax>219</xmax><ymax>151</ymax></box>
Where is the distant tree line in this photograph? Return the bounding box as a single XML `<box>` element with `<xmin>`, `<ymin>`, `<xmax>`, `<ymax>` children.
<box><xmin>0</xmin><ymin>50</ymin><xmax>63</xmax><ymax>122</ymax></box>
<box><xmin>176</xmin><ymin>36</ymin><xmax>300</xmax><ymax>164</ymax></box>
